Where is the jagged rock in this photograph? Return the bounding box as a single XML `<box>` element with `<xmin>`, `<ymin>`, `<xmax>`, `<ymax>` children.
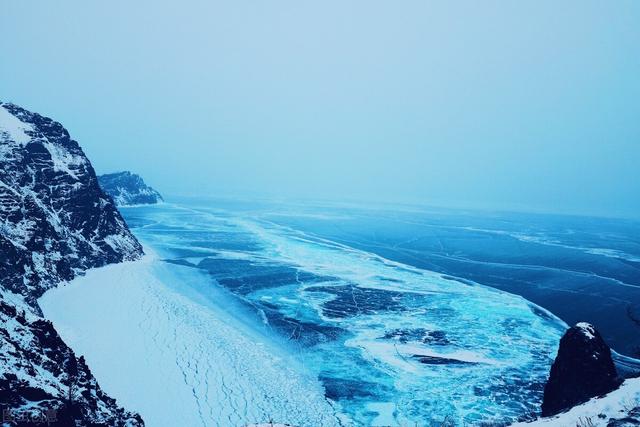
<box><xmin>0</xmin><ymin>102</ymin><xmax>143</xmax><ymax>307</ymax></box>
<box><xmin>542</xmin><ymin>322</ymin><xmax>623</xmax><ymax>416</ymax></box>
<box><xmin>607</xmin><ymin>407</ymin><xmax>640</xmax><ymax>426</ymax></box>
<box><xmin>0</xmin><ymin>102</ymin><xmax>144</xmax><ymax>426</ymax></box>
<box><xmin>98</xmin><ymin>171</ymin><xmax>163</xmax><ymax>206</ymax></box>
<box><xmin>0</xmin><ymin>293</ymin><xmax>144</xmax><ymax>426</ymax></box>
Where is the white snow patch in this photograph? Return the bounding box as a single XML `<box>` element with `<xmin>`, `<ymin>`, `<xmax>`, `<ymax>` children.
<box><xmin>0</xmin><ymin>105</ymin><xmax>33</xmax><ymax>145</ymax></box>
<box><xmin>43</xmin><ymin>142</ymin><xmax>85</xmax><ymax>180</ymax></box>
<box><xmin>576</xmin><ymin>322</ymin><xmax>596</xmax><ymax>340</ymax></box>
<box><xmin>31</xmin><ymin>252</ymin><xmax>46</xmax><ymax>275</ymax></box>
<box><xmin>102</xmin><ymin>233</ymin><xmax>139</xmax><ymax>256</ymax></box>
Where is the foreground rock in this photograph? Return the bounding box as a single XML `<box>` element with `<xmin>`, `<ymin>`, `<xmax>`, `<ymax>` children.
<box><xmin>511</xmin><ymin>376</ymin><xmax>640</xmax><ymax>427</ymax></box>
<box><xmin>542</xmin><ymin>322</ymin><xmax>622</xmax><ymax>416</ymax></box>
<box><xmin>0</xmin><ymin>101</ymin><xmax>144</xmax><ymax>425</ymax></box>
<box><xmin>98</xmin><ymin>171</ymin><xmax>163</xmax><ymax>206</ymax></box>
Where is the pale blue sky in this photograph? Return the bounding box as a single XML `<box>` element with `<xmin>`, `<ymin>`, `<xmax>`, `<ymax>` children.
<box><xmin>1</xmin><ymin>1</ymin><xmax>639</xmax><ymax>217</ymax></box>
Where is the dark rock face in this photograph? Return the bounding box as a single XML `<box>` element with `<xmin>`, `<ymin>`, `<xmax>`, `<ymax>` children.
<box><xmin>0</xmin><ymin>102</ymin><xmax>143</xmax><ymax>307</ymax></box>
<box><xmin>0</xmin><ymin>102</ymin><xmax>144</xmax><ymax>426</ymax></box>
<box><xmin>542</xmin><ymin>322</ymin><xmax>622</xmax><ymax>416</ymax></box>
<box><xmin>98</xmin><ymin>171</ymin><xmax>163</xmax><ymax>206</ymax></box>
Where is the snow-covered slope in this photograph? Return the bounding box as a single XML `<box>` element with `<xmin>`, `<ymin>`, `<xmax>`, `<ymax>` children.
<box><xmin>512</xmin><ymin>377</ymin><xmax>640</xmax><ymax>427</ymax></box>
<box><xmin>0</xmin><ymin>288</ymin><xmax>143</xmax><ymax>426</ymax></box>
<box><xmin>98</xmin><ymin>171</ymin><xmax>163</xmax><ymax>206</ymax></box>
<box><xmin>0</xmin><ymin>102</ymin><xmax>143</xmax><ymax>425</ymax></box>
<box><xmin>40</xmin><ymin>250</ymin><xmax>342</xmax><ymax>427</ymax></box>
<box><xmin>512</xmin><ymin>322</ymin><xmax>640</xmax><ymax>427</ymax></box>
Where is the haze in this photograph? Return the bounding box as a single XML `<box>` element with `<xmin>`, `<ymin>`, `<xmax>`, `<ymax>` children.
<box><xmin>1</xmin><ymin>1</ymin><xmax>639</xmax><ymax>217</ymax></box>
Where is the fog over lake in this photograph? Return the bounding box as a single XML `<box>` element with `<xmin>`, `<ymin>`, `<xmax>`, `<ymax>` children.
<box><xmin>2</xmin><ymin>1</ymin><xmax>639</xmax><ymax>217</ymax></box>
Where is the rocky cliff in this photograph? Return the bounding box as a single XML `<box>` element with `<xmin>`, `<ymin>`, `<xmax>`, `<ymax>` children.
<box><xmin>98</xmin><ymin>171</ymin><xmax>163</xmax><ymax>206</ymax></box>
<box><xmin>0</xmin><ymin>102</ymin><xmax>144</xmax><ymax>426</ymax></box>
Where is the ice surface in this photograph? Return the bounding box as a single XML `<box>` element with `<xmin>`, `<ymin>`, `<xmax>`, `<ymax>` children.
<box><xmin>39</xmin><ymin>249</ymin><xmax>340</xmax><ymax>427</ymax></box>
<box><xmin>108</xmin><ymin>203</ymin><xmax>569</xmax><ymax>425</ymax></box>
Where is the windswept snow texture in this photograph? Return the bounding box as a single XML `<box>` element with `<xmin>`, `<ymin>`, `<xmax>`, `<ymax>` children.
<box><xmin>110</xmin><ymin>202</ymin><xmax>569</xmax><ymax>426</ymax></box>
<box><xmin>40</xmin><ymin>252</ymin><xmax>341</xmax><ymax>427</ymax></box>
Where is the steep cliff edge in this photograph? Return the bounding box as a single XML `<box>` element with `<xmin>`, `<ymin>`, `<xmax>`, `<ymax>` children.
<box><xmin>0</xmin><ymin>102</ymin><xmax>144</xmax><ymax>425</ymax></box>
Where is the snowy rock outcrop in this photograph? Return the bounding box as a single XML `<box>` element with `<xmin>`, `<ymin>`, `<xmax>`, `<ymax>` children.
<box><xmin>0</xmin><ymin>290</ymin><xmax>144</xmax><ymax>426</ymax></box>
<box><xmin>98</xmin><ymin>171</ymin><xmax>163</xmax><ymax>206</ymax></box>
<box><xmin>541</xmin><ymin>322</ymin><xmax>622</xmax><ymax>417</ymax></box>
<box><xmin>0</xmin><ymin>102</ymin><xmax>144</xmax><ymax>425</ymax></box>
<box><xmin>512</xmin><ymin>376</ymin><xmax>640</xmax><ymax>427</ymax></box>
<box><xmin>0</xmin><ymin>103</ymin><xmax>143</xmax><ymax>307</ymax></box>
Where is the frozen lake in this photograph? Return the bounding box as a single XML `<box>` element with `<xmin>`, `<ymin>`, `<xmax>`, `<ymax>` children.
<box><xmin>42</xmin><ymin>198</ymin><xmax>640</xmax><ymax>425</ymax></box>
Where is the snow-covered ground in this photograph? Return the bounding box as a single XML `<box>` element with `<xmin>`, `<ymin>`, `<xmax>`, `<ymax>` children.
<box><xmin>39</xmin><ymin>247</ymin><xmax>340</xmax><ymax>427</ymax></box>
<box><xmin>512</xmin><ymin>377</ymin><xmax>640</xmax><ymax>427</ymax></box>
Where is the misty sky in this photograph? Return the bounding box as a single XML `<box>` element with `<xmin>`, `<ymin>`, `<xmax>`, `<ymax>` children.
<box><xmin>1</xmin><ymin>1</ymin><xmax>639</xmax><ymax>217</ymax></box>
